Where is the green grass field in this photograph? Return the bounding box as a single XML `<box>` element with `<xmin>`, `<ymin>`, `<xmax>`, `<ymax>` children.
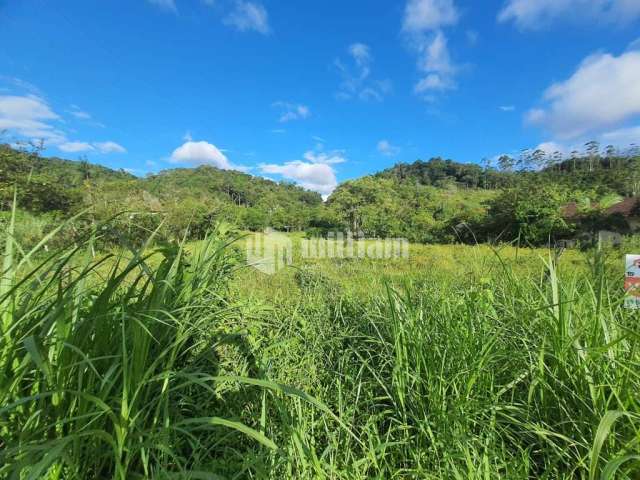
<box><xmin>1</xmin><ymin>219</ymin><xmax>639</xmax><ymax>478</ymax></box>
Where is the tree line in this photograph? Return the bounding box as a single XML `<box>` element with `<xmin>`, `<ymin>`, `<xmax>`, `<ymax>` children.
<box><xmin>1</xmin><ymin>141</ymin><xmax>639</xmax><ymax>248</ymax></box>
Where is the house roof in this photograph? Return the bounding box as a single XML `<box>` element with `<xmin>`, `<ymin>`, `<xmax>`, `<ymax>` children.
<box><xmin>561</xmin><ymin>202</ymin><xmax>580</xmax><ymax>219</ymax></box>
<box><xmin>562</xmin><ymin>197</ymin><xmax>640</xmax><ymax>219</ymax></box>
<box><xmin>605</xmin><ymin>197</ymin><xmax>640</xmax><ymax>217</ymax></box>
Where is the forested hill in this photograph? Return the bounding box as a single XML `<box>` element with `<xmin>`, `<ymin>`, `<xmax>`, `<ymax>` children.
<box><xmin>2</xmin><ymin>143</ymin><xmax>640</xmax><ymax>246</ymax></box>
<box><xmin>374</xmin><ymin>153</ymin><xmax>640</xmax><ymax>196</ymax></box>
<box><xmin>143</xmin><ymin>166</ymin><xmax>321</xmax><ymax>210</ymax></box>
<box><xmin>0</xmin><ymin>145</ymin><xmax>323</xmax><ymax>238</ymax></box>
<box><xmin>0</xmin><ymin>145</ymin><xmax>135</xmax><ymax>212</ymax></box>
<box><xmin>0</xmin><ymin>145</ymin><xmax>135</xmax><ymax>186</ymax></box>
<box><xmin>375</xmin><ymin>158</ymin><xmax>509</xmax><ymax>190</ymax></box>
<box><xmin>324</xmin><ymin>152</ymin><xmax>640</xmax><ymax>243</ymax></box>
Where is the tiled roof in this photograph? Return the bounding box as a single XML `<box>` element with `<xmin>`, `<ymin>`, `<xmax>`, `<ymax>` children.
<box><xmin>561</xmin><ymin>202</ymin><xmax>579</xmax><ymax>219</ymax></box>
<box><xmin>606</xmin><ymin>197</ymin><xmax>640</xmax><ymax>217</ymax></box>
<box><xmin>562</xmin><ymin>197</ymin><xmax>640</xmax><ymax>219</ymax></box>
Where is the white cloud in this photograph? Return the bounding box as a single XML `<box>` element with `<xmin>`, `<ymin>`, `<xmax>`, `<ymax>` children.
<box><xmin>302</xmin><ymin>149</ymin><xmax>346</xmax><ymax>165</ymax></box>
<box><xmin>223</xmin><ymin>1</ymin><xmax>270</xmax><ymax>34</ymax></box>
<box><xmin>356</xmin><ymin>86</ymin><xmax>381</xmax><ymax>101</ymax></box>
<box><xmin>412</xmin><ymin>32</ymin><xmax>457</xmax><ymax>94</ymax></box>
<box><xmin>402</xmin><ymin>0</ymin><xmax>459</xmax><ymax>32</ymax></box>
<box><xmin>500</xmin><ymin>105</ymin><xmax>516</xmax><ymax>112</ymax></box>
<box><xmin>147</xmin><ymin>0</ymin><xmax>177</xmax><ymax>12</ymax></box>
<box><xmin>498</xmin><ymin>0</ymin><xmax>640</xmax><ymax>29</ymax></box>
<box><xmin>68</xmin><ymin>105</ymin><xmax>91</xmax><ymax>120</ymax></box>
<box><xmin>0</xmin><ymin>95</ymin><xmax>59</xmax><ymax>122</ymax></box>
<box><xmin>0</xmin><ymin>87</ymin><xmax>122</xmax><ymax>155</ymax></box>
<box><xmin>260</xmin><ymin>161</ymin><xmax>337</xmax><ymax>197</ymax></box>
<box><xmin>534</xmin><ymin>141</ymin><xmax>574</xmax><ymax>156</ymax></box>
<box><xmin>600</xmin><ymin>125</ymin><xmax>640</xmax><ymax>146</ymax></box>
<box><xmin>402</xmin><ymin>0</ymin><xmax>460</xmax><ymax>99</ymax></box>
<box><xmin>57</xmin><ymin>140</ymin><xmax>127</xmax><ymax>154</ymax></box>
<box><xmin>259</xmin><ymin>146</ymin><xmax>345</xmax><ymax>197</ymax></box>
<box><xmin>415</xmin><ymin>72</ymin><xmax>453</xmax><ymax>93</ymax></box>
<box><xmin>59</xmin><ymin>142</ymin><xmax>94</xmax><ymax>153</ymax></box>
<box><xmin>531</xmin><ymin>125</ymin><xmax>640</xmax><ymax>159</ymax></box>
<box><xmin>336</xmin><ymin>44</ymin><xmax>391</xmax><ymax>102</ymax></box>
<box><xmin>273</xmin><ymin>102</ymin><xmax>311</xmax><ymax>122</ymax></box>
<box><xmin>0</xmin><ymin>76</ymin><xmax>42</xmax><ymax>96</ymax></box>
<box><xmin>0</xmin><ymin>94</ymin><xmax>66</xmax><ymax>144</ymax></box>
<box><xmin>527</xmin><ymin>50</ymin><xmax>640</xmax><ymax>139</ymax></box>
<box><xmin>170</xmin><ymin>140</ymin><xmax>244</xmax><ymax>170</ymax></box>
<box><xmin>348</xmin><ymin>43</ymin><xmax>372</xmax><ymax>70</ymax></box>
<box><xmin>419</xmin><ymin>31</ymin><xmax>455</xmax><ymax>75</ymax></box>
<box><xmin>65</xmin><ymin>104</ymin><xmax>105</xmax><ymax>128</ymax></box>
<box><xmin>377</xmin><ymin>140</ymin><xmax>401</xmax><ymax>156</ymax></box>
<box><xmin>94</xmin><ymin>141</ymin><xmax>127</xmax><ymax>154</ymax></box>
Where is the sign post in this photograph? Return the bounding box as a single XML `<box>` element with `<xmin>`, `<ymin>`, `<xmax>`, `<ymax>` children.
<box><xmin>625</xmin><ymin>254</ymin><xmax>640</xmax><ymax>309</ymax></box>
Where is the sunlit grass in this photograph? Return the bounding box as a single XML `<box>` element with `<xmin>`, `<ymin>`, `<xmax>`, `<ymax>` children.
<box><xmin>1</xmin><ymin>219</ymin><xmax>639</xmax><ymax>478</ymax></box>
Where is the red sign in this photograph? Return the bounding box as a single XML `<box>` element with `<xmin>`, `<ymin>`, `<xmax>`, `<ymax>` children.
<box><xmin>625</xmin><ymin>255</ymin><xmax>640</xmax><ymax>309</ymax></box>
<box><xmin>625</xmin><ymin>277</ymin><xmax>640</xmax><ymax>298</ymax></box>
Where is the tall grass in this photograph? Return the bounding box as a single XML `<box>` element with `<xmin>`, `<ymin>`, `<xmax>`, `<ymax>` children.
<box><xmin>0</xmin><ymin>210</ymin><xmax>336</xmax><ymax>478</ymax></box>
<box><xmin>1</xmin><ymin>209</ymin><xmax>639</xmax><ymax>478</ymax></box>
<box><xmin>238</xmin><ymin>250</ymin><xmax>640</xmax><ymax>478</ymax></box>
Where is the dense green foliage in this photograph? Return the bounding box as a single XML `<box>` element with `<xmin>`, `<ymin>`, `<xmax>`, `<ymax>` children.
<box><xmin>1</xmin><ymin>217</ymin><xmax>639</xmax><ymax>478</ymax></box>
<box><xmin>376</xmin><ymin>156</ymin><xmax>509</xmax><ymax>189</ymax></box>
<box><xmin>0</xmin><ymin>144</ymin><xmax>323</xmax><ymax>244</ymax></box>
<box><xmin>0</xmin><ymin>145</ymin><xmax>131</xmax><ymax>213</ymax></box>
<box><xmin>481</xmin><ymin>184</ymin><xmax>572</xmax><ymax>244</ymax></box>
<box><xmin>2</xmin><ymin>143</ymin><xmax>640</xmax><ymax>247</ymax></box>
<box><xmin>326</xmin><ymin>149</ymin><xmax>640</xmax><ymax>244</ymax></box>
<box><xmin>325</xmin><ymin>175</ymin><xmax>494</xmax><ymax>243</ymax></box>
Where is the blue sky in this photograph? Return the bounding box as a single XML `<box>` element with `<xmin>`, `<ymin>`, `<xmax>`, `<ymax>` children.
<box><xmin>1</xmin><ymin>0</ymin><xmax>640</xmax><ymax>196</ymax></box>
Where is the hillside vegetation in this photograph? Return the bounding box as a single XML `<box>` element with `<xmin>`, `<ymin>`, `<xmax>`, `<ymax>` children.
<box><xmin>2</xmin><ymin>144</ymin><xmax>640</xmax><ymax>478</ymax></box>
<box><xmin>2</xmin><ymin>143</ymin><xmax>640</xmax><ymax>247</ymax></box>
<box><xmin>0</xmin><ymin>145</ymin><xmax>323</xmax><ymax>245</ymax></box>
<box><xmin>1</xmin><ymin>216</ymin><xmax>639</xmax><ymax>478</ymax></box>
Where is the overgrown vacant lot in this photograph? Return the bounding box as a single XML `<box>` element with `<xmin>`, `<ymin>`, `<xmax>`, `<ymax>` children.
<box><xmin>1</xmin><ymin>226</ymin><xmax>639</xmax><ymax>479</ymax></box>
